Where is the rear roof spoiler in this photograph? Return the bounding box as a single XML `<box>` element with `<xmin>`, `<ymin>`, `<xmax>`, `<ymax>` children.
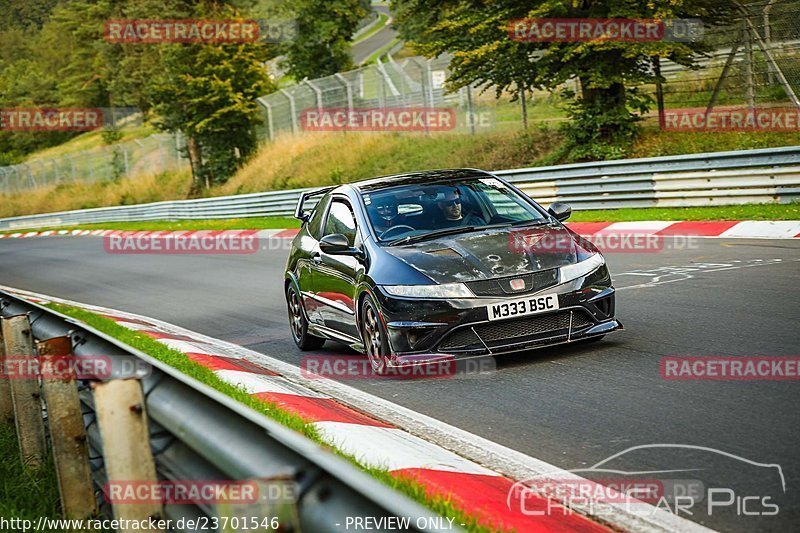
<box><xmin>294</xmin><ymin>187</ymin><xmax>334</xmax><ymax>222</ymax></box>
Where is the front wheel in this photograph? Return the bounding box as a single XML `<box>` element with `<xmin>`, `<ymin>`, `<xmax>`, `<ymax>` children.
<box><xmin>287</xmin><ymin>285</ymin><xmax>325</xmax><ymax>350</ymax></box>
<box><xmin>361</xmin><ymin>297</ymin><xmax>392</xmax><ymax>375</ymax></box>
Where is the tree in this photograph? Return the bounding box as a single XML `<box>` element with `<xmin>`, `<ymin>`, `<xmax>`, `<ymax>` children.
<box><xmin>150</xmin><ymin>34</ymin><xmax>275</xmax><ymax>192</ymax></box>
<box><xmin>392</xmin><ymin>0</ymin><xmax>738</xmax><ymax>160</ymax></box>
<box><xmin>282</xmin><ymin>0</ymin><xmax>370</xmax><ymax>80</ymax></box>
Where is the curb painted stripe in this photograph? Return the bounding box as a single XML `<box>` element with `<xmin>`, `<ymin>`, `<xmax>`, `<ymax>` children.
<box><xmin>655</xmin><ymin>221</ymin><xmax>739</xmax><ymax>236</ymax></box>
<box><xmin>719</xmin><ymin>220</ymin><xmax>800</xmax><ymax>239</ymax></box>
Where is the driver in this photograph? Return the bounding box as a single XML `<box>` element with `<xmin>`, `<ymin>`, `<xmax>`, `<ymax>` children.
<box><xmin>435</xmin><ymin>189</ymin><xmax>484</xmax><ymax>227</ymax></box>
<box><xmin>372</xmin><ymin>196</ymin><xmax>407</xmax><ymax>234</ymax></box>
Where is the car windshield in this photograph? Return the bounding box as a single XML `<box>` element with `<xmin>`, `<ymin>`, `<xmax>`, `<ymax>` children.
<box><xmin>362</xmin><ymin>176</ymin><xmax>549</xmax><ymax>244</ymax></box>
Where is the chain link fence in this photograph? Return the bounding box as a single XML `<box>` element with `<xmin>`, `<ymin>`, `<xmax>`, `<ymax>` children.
<box><xmin>654</xmin><ymin>0</ymin><xmax>800</xmax><ymax>113</ymax></box>
<box><xmin>0</xmin><ymin>133</ymin><xmax>187</xmax><ymax>195</ymax></box>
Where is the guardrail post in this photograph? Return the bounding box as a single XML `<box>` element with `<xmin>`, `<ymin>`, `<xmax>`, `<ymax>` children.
<box><xmin>1</xmin><ymin>314</ymin><xmax>47</xmax><ymax>467</ymax></box>
<box><xmin>37</xmin><ymin>336</ymin><xmax>97</xmax><ymax>520</ymax></box>
<box><xmin>0</xmin><ymin>325</ymin><xmax>13</xmax><ymax>424</ymax></box>
<box><xmin>94</xmin><ymin>378</ymin><xmax>164</xmax><ymax>532</ymax></box>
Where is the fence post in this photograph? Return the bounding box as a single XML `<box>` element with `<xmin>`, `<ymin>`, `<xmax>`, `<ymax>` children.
<box><xmin>37</xmin><ymin>336</ymin><xmax>97</xmax><ymax>519</ymax></box>
<box><xmin>304</xmin><ymin>80</ymin><xmax>323</xmax><ymax>111</ymax></box>
<box><xmin>764</xmin><ymin>0</ymin><xmax>777</xmax><ymax>84</ymax></box>
<box><xmin>466</xmin><ymin>83</ymin><xmax>475</xmax><ymax>135</ymax></box>
<box><xmin>94</xmin><ymin>378</ymin><xmax>164</xmax><ymax>532</ymax></box>
<box><xmin>653</xmin><ymin>56</ymin><xmax>666</xmax><ymax>130</ymax></box>
<box><xmin>0</xmin><ymin>324</ymin><xmax>13</xmax><ymax>425</ymax></box>
<box><xmin>256</xmin><ymin>97</ymin><xmax>275</xmax><ymax>141</ymax></box>
<box><xmin>335</xmin><ymin>73</ymin><xmax>354</xmax><ymax>133</ymax></box>
<box><xmin>520</xmin><ymin>87</ymin><xmax>528</xmax><ymax>131</ymax></box>
<box><xmin>1</xmin><ymin>314</ymin><xmax>47</xmax><ymax>467</ymax></box>
<box><xmin>744</xmin><ymin>27</ymin><xmax>756</xmax><ymax>113</ymax></box>
<box><xmin>280</xmin><ymin>89</ymin><xmax>299</xmax><ymax>134</ymax></box>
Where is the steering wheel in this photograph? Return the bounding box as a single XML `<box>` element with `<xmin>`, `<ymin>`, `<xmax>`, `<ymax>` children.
<box><xmin>379</xmin><ymin>225</ymin><xmax>416</xmax><ymax>240</ymax></box>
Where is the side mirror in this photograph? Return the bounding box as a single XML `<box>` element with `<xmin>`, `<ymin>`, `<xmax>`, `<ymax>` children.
<box><xmin>319</xmin><ymin>234</ymin><xmax>363</xmax><ymax>258</ymax></box>
<box><xmin>548</xmin><ymin>202</ymin><xmax>572</xmax><ymax>222</ymax></box>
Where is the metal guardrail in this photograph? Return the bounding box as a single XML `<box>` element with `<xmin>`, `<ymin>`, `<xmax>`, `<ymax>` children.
<box><xmin>0</xmin><ymin>290</ymin><xmax>452</xmax><ymax>532</ymax></box>
<box><xmin>0</xmin><ymin>146</ymin><xmax>798</xmax><ymax>231</ymax></box>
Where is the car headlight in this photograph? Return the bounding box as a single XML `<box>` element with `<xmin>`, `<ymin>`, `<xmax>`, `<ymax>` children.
<box><xmin>559</xmin><ymin>253</ymin><xmax>605</xmax><ymax>284</ymax></box>
<box><xmin>382</xmin><ymin>283</ymin><xmax>474</xmax><ymax>299</ymax></box>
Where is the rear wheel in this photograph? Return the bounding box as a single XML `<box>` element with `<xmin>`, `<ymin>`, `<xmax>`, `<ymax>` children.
<box><xmin>287</xmin><ymin>285</ymin><xmax>325</xmax><ymax>350</ymax></box>
<box><xmin>361</xmin><ymin>297</ymin><xmax>391</xmax><ymax>375</ymax></box>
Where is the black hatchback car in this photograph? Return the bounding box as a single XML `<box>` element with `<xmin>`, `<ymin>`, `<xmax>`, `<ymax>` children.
<box><xmin>284</xmin><ymin>169</ymin><xmax>622</xmax><ymax>374</ymax></box>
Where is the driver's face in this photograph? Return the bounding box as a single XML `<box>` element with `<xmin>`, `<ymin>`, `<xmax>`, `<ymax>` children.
<box><xmin>376</xmin><ymin>202</ymin><xmax>397</xmax><ymax>221</ymax></box>
<box><xmin>438</xmin><ymin>193</ymin><xmax>462</xmax><ymax>219</ymax></box>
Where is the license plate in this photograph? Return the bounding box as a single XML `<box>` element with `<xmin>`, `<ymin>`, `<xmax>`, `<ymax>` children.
<box><xmin>487</xmin><ymin>294</ymin><xmax>559</xmax><ymax>321</ymax></box>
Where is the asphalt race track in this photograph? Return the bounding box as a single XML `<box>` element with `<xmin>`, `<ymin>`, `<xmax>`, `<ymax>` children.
<box><xmin>1</xmin><ymin>235</ymin><xmax>798</xmax><ymax>532</ymax></box>
<box><xmin>352</xmin><ymin>5</ymin><xmax>398</xmax><ymax>65</ymax></box>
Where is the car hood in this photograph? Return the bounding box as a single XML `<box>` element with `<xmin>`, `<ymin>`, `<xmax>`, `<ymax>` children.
<box><xmin>384</xmin><ymin>224</ymin><xmax>584</xmax><ymax>283</ymax></box>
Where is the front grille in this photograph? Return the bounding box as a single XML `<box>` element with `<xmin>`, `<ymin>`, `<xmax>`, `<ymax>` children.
<box><xmin>438</xmin><ymin>309</ymin><xmax>595</xmax><ymax>352</ymax></box>
<box><xmin>439</xmin><ymin>328</ymin><xmax>482</xmax><ymax>350</ymax></box>
<box><xmin>467</xmin><ymin>269</ymin><xmax>559</xmax><ymax>297</ymax></box>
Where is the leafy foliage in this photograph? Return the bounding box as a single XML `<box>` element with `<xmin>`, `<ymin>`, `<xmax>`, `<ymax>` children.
<box><xmin>281</xmin><ymin>0</ymin><xmax>370</xmax><ymax>79</ymax></box>
<box><xmin>392</xmin><ymin>0</ymin><xmax>739</xmax><ymax>159</ymax></box>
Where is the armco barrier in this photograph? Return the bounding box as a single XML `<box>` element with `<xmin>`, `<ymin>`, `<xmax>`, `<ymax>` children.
<box><xmin>1</xmin><ymin>146</ymin><xmax>799</xmax><ymax>231</ymax></box>
<box><xmin>0</xmin><ymin>290</ymin><xmax>452</xmax><ymax>532</ymax></box>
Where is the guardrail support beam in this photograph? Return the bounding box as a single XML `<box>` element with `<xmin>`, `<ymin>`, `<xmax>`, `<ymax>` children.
<box><xmin>37</xmin><ymin>336</ymin><xmax>97</xmax><ymax>520</ymax></box>
<box><xmin>0</xmin><ymin>326</ymin><xmax>13</xmax><ymax>424</ymax></box>
<box><xmin>2</xmin><ymin>314</ymin><xmax>47</xmax><ymax>467</ymax></box>
<box><xmin>94</xmin><ymin>378</ymin><xmax>164</xmax><ymax>532</ymax></box>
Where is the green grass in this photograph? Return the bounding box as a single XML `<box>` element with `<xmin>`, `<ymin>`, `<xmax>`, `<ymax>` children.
<box><xmin>46</xmin><ymin>302</ymin><xmax>317</xmax><ymax>440</ymax></box>
<box><xmin>44</xmin><ymin>302</ymin><xmax>506</xmax><ymax>532</ymax></box>
<box><xmin>0</xmin><ymin>424</ymin><xmax>62</xmax><ymax>525</ymax></box>
<box><xmin>26</xmin><ymin>122</ymin><xmax>156</xmax><ymax>162</ymax></box>
<box><xmin>569</xmin><ymin>203</ymin><xmax>800</xmax><ymax>222</ymax></box>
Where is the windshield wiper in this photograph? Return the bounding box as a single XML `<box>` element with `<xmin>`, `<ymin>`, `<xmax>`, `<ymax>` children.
<box><xmin>510</xmin><ymin>219</ymin><xmax>551</xmax><ymax>228</ymax></box>
<box><xmin>387</xmin><ymin>226</ymin><xmax>478</xmax><ymax>246</ymax></box>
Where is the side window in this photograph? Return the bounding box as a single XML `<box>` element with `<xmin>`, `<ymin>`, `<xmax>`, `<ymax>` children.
<box><xmin>324</xmin><ymin>200</ymin><xmax>357</xmax><ymax>245</ymax></box>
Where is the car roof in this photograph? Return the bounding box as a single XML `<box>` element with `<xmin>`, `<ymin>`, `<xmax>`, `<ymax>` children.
<box><xmin>350</xmin><ymin>168</ymin><xmax>495</xmax><ymax>192</ymax></box>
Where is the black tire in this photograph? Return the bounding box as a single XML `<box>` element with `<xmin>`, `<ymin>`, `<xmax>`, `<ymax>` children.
<box><xmin>286</xmin><ymin>285</ymin><xmax>325</xmax><ymax>350</ymax></box>
<box><xmin>360</xmin><ymin>296</ymin><xmax>392</xmax><ymax>375</ymax></box>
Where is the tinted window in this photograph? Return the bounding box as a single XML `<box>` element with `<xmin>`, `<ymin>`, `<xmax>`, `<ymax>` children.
<box><xmin>324</xmin><ymin>200</ymin><xmax>357</xmax><ymax>245</ymax></box>
<box><xmin>362</xmin><ymin>177</ymin><xmax>546</xmax><ymax>242</ymax></box>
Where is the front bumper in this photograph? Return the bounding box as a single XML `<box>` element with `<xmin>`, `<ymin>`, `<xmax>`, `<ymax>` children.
<box><xmin>374</xmin><ymin>267</ymin><xmax>622</xmax><ymax>362</ymax></box>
